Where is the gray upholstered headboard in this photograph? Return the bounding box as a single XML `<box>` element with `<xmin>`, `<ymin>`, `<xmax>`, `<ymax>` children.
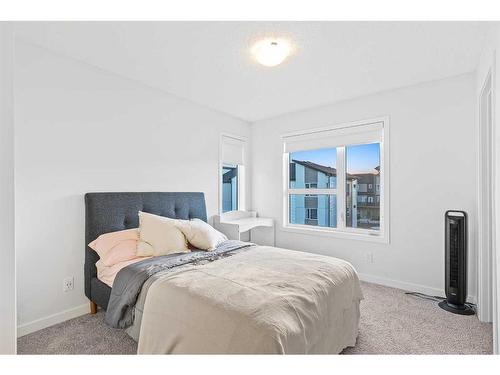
<box><xmin>84</xmin><ymin>192</ymin><xmax>207</xmax><ymax>308</ymax></box>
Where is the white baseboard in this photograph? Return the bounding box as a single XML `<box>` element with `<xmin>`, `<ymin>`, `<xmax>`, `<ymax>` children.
<box><xmin>16</xmin><ymin>274</ymin><xmax>478</xmax><ymax>338</ymax></box>
<box><xmin>358</xmin><ymin>273</ymin><xmax>477</xmax><ymax>305</ymax></box>
<box><xmin>17</xmin><ymin>303</ymin><xmax>89</xmax><ymax>337</ymax></box>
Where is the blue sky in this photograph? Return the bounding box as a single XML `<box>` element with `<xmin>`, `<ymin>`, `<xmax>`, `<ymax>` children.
<box><xmin>290</xmin><ymin>143</ymin><xmax>380</xmax><ymax>174</ymax></box>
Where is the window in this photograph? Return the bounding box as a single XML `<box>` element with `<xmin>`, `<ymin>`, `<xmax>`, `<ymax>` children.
<box><xmin>305</xmin><ymin>183</ymin><xmax>318</xmax><ymax>188</ymax></box>
<box><xmin>306</xmin><ymin>208</ymin><xmax>318</xmax><ymax>220</ymax></box>
<box><xmin>220</xmin><ymin>134</ymin><xmax>245</xmax><ymax>213</ymax></box>
<box><xmin>222</xmin><ymin>165</ymin><xmax>238</xmax><ymax>213</ymax></box>
<box><xmin>283</xmin><ymin>119</ymin><xmax>388</xmax><ymax>241</ymax></box>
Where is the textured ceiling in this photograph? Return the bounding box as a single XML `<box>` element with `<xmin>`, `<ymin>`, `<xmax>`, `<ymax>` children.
<box><xmin>15</xmin><ymin>22</ymin><xmax>489</xmax><ymax>122</ymax></box>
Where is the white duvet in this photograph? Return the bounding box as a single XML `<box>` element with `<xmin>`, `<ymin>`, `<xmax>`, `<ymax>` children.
<box><xmin>138</xmin><ymin>246</ymin><xmax>363</xmax><ymax>354</ymax></box>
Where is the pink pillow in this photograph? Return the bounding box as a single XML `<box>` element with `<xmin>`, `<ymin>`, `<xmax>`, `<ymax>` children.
<box><xmin>88</xmin><ymin>228</ymin><xmax>139</xmax><ymax>267</ymax></box>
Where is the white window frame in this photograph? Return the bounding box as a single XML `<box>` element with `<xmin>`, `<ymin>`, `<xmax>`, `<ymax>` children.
<box><xmin>282</xmin><ymin>116</ymin><xmax>390</xmax><ymax>243</ymax></box>
<box><xmin>219</xmin><ymin>133</ymin><xmax>246</xmax><ymax>214</ymax></box>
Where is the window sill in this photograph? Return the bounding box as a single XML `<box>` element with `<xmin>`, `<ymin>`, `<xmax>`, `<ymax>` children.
<box><xmin>281</xmin><ymin>224</ymin><xmax>389</xmax><ymax>244</ymax></box>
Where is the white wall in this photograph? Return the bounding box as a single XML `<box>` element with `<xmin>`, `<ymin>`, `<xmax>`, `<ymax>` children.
<box><xmin>476</xmin><ymin>24</ymin><xmax>500</xmax><ymax>354</ymax></box>
<box><xmin>252</xmin><ymin>74</ymin><xmax>477</xmax><ymax>299</ymax></box>
<box><xmin>0</xmin><ymin>23</ymin><xmax>16</xmax><ymax>354</ymax></box>
<box><xmin>14</xmin><ymin>40</ymin><xmax>251</xmax><ymax>334</ymax></box>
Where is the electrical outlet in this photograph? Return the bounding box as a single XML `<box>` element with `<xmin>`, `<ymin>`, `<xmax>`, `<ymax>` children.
<box><xmin>63</xmin><ymin>276</ymin><xmax>74</xmax><ymax>292</ymax></box>
<box><xmin>366</xmin><ymin>252</ymin><xmax>374</xmax><ymax>264</ymax></box>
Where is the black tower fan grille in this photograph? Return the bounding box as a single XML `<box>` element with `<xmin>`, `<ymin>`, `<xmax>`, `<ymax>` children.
<box><xmin>449</xmin><ymin>219</ymin><xmax>460</xmax><ymax>289</ymax></box>
<box><xmin>438</xmin><ymin>210</ymin><xmax>474</xmax><ymax>315</ymax></box>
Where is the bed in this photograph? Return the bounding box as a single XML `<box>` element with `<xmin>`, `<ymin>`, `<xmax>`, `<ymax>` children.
<box><xmin>85</xmin><ymin>192</ymin><xmax>363</xmax><ymax>354</ymax></box>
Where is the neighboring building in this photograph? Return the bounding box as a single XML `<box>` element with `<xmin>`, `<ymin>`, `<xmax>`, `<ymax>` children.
<box><xmin>290</xmin><ymin>159</ymin><xmax>380</xmax><ymax>230</ymax></box>
<box><xmin>289</xmin><ymin>160</ymin><xmax>340</xmax><ymax>227</ymax></box>
<box><xmin>350</xmin><ymin>167</ymin><xmax>380</xmax><ymax>228</ymax></box>
<box><xmin>222</xmin><ymin>165</ymin><xmax>238</xmax><ymax>212</ymax></box>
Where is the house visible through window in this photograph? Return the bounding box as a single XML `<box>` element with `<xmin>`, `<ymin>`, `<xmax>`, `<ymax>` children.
<box><xmin>288</xmin><ymin>147</ymin><xmax>338</xmax><ymax>228</ymax></box>
<box><xmin>345</xmin><ymin>143</ymin><xmax>380</xmax><ymax>230</ymax></box>
<box><xmin>222</xmin><ymin>165</ymin><xmax>238</xmax><ymax>213</ymax></box>
<box><xmin>284</xmin><ymin>119</ymin><xmax>387</xmax><ymax>240</ymax></box>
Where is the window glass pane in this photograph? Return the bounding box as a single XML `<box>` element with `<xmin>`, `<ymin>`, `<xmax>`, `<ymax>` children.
<box><xmin>345</xmin><ymin>143</ymin><xmax>381</xmax><ymax>230</ymax></box>
<box><xmin>222</xmin><ymin>165</ymin><xmax>238</xmax><ymax>213</ymax></box>
<box><xmin>289</xmin><ymin>194</ymin><xmax>337</xmax><ymax>228</ymax></box>
<box><xmin>289</xmin><ymin>147</ymin><xmax>337</xmax><ymax>189</ymax></box>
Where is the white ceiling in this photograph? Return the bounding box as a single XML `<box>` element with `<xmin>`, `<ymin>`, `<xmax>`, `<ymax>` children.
<box><xmin>15</xmin><ymin>22</ymin><xmax>489</xmax><ymax>122</ymax></box>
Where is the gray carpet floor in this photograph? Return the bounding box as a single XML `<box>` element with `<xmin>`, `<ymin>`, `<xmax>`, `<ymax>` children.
<box><xmin>17</xmin><ymin>282</ymin><xmax>493</xmax><ymax>354</ymax></box>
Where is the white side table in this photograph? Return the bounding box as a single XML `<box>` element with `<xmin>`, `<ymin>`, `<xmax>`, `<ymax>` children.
<box><xmin>213</xmin><ymin>211</ymin><xmax>275</xmax><ymax>246</ymax></box>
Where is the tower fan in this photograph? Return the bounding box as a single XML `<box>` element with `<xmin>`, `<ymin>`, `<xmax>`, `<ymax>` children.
<box><xmin>438</xmin><ymin>210</ymin><xmax>474</xmax><ymax>315</ymax></box>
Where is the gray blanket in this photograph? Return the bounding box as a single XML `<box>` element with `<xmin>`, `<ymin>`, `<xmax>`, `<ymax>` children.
<box><xmin>105</xmin><ymin>240</ymin><xmax>254</xmax><ymax>328</ymax></box>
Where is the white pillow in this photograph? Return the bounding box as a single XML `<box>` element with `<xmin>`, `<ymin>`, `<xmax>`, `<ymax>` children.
<box><xmin>176</xmin><ymin>218</ymin><xmax>228</xmax><ymax>251</ymax></box>
<box><xmin>137</xmin><ymin>211</ymin><xmax>189</xmax><ymax>257</ymax></box>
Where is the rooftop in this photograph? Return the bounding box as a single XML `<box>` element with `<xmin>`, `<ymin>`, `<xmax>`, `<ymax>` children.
<box><xmin>292</xmin><ymin>160</ymin><xmax>381</xmax><ymax>180</ymax></box>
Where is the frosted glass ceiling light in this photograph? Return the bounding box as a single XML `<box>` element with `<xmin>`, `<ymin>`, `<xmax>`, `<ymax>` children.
<box><xmin>251</xmin><ymin>38</ymin><xmax>291</xmax><ymax>67</ymax></box>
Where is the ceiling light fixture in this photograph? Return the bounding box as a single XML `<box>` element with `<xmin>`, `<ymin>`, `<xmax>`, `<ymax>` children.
<box><xmin>251</xmin><ymin>38</ymin><xmax>292</xmax><ymax>67</ymax></box>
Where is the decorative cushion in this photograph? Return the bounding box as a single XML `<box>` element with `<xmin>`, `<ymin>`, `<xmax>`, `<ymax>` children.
<box><xmin>176</xmin><ymin>218</ymin><xmax>228</xmax><ymax>251</ymax></box>
<box><xmin>137</xmin><ymin>211</ymin><xmax>189</xmax><ymax>256</ymax></box>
